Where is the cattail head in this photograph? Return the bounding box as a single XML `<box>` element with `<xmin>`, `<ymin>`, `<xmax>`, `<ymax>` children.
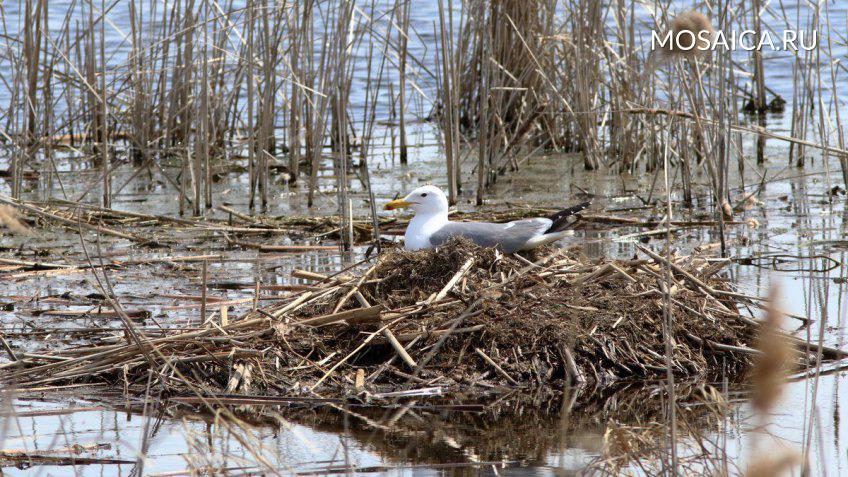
<box><xmin>721</xmin><ymin>200</ymin><xmax>733</xmax><ymax>219</ymax></box>
<box><xmin>742</xmin><ymin>192</ymin><xmax>762</xmax><ymax>210</ymax></box>
<box><xmin>750</xmin><ymin>283</ymin><xmax>795</xmax><ymax>413</ymax></box>
<box><xmin>648</xmin><ymin>11</ymin><xmax>715</xmax><ymax>69</ymax></box>
<box><xmin>744</xmin><ymin>449</ymin><xmax>801</xmax><ymax>477</ymax></box>
<box><xmin>0</xmin><ymin>205</ymin><xmax>29</xmax><ymax>235</ymax></box>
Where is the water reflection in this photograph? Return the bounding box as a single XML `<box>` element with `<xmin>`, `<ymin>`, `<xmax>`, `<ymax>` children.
<box><xmin>2</xmin><ymin>380</ymin><xmax>734</xmax><ymax>476</ymax></box>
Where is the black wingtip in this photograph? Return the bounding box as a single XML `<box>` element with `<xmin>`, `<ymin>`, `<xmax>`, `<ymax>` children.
<box><xmin>545</xmin><ymin>201</ymin><xmax>591</xmax><ymax>234</ymax></box>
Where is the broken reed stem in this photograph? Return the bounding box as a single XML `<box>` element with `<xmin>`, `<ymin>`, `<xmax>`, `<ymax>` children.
<box><xmin>412</xmin><ymin>298</ymin><xmax>483</xmax><ymax>378</ymax></box>
<box><xmin>397</xmin><ymin>0</ymin><xmax>410</xmax><ymax>164</ymax></box>
<box><xmin>200</xmin><ymin>259</ymin><xmax>208</xmax><ymax>323</ymax></box>
<box><xmin>0</xmin><ymin>194</ymin><xmax>149</xmax><ymax>243</ymax></box>
<box><xmin>475</xmin><ymin>347</ymin><xmax>518</xmax><ymax>386</ymax></box>
<box><xmin>311</xmin><ymin>318</ymin><xmax>402</xmax><ymax>391</ymax></box>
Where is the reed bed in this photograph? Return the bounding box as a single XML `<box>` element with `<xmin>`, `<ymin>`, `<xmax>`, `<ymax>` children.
<box><xmin>0</xmin><ymin>0</ymin><xmax>844</xmax><ymax>221</ymax></box>
<box><xmin>434</xmin><ymin>1</ymin><xmax>847</xmax><ymax>207</ymax></box>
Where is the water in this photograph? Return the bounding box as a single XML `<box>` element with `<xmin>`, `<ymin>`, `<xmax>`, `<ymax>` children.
<box><xmin>2</xmin><ymin>154</ymin><xmax>845</xmax><ymax>475</ymax></box>
<box><xmin>2</xmin><ymin>0</ymin><xmax>848</xmax><ymax>475</ymax></box>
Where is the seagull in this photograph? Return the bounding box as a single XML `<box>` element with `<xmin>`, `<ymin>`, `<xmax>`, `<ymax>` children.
<box><xmin>384</xmin><ymin>185</ymin><xmax>590</xmax><ymax>253</ymax></box>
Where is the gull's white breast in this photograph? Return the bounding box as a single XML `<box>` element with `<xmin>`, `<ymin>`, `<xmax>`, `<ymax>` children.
<box><xmin>405</xmin><ymin>213</ymin><xmax>448</xmax><ymax>250</ymax></box>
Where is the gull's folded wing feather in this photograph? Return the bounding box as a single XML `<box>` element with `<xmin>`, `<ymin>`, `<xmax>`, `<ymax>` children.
<box><xmin>546</xmin><ymin>201</ymin><xmax>591</xmax><ymax>233</ymax></box>
<box><xmin>429</xmin><ymin>219</ymin><xmax>552</xmax><ymax>253</ymax></box>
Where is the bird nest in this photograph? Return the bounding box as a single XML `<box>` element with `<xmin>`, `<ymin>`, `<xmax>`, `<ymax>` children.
<box><xmin>5</xmin><ymin>238</ymin><xmax>778</xmax><ymax>398</ymax></box>
<box><xmin>280</xmin><ymin>238</ymin><xmax>757</xmax><ymax>389</ymax></box>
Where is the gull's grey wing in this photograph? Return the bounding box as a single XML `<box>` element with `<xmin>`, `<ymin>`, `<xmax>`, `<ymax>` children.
<box><xmin>429</xmin><ymin>218</ymin><xmax>552</xmax><ymax>253</ymax></box>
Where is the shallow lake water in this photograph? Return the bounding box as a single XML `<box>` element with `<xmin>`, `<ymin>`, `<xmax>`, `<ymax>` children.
<box><xmin>2</xmin><ymin>147</ymin><xmax>846</xmax><ymax>475</ymax></box>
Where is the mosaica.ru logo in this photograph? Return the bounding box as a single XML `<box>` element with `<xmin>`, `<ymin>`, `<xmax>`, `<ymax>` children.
<box><xmin>651</xmin><ymin>28</ymin><xmax>818</xmax><ymax>52</ymax></box>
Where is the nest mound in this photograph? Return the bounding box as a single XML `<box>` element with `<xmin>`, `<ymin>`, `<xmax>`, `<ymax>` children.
<box><xmin>6</xmin><ymin>238</ymin><xmax>766</xmax><ymax>395</ymax></box>
<box><xmin>369</xmin><ymin>239</ymin><xmax>501</xmax><ymax>306</ymax></box>
<box><xmin>280</xmin><ymin>238</ymin><xmax>756</xmax><ymax>390</ymax></box>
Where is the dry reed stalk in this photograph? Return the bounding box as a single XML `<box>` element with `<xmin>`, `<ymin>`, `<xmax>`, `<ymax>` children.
<box><xmin>751</xmin><ymin>0</ymin><xmax>767</xmax><ymax>114</ymax></box>
<box><xmin>98</xmin><ymin>0</ymin><xmax>110</xmax><ymax>208</ymax></box>
<box><xmin>287</xmin><ymin>1</ymin><xmax>302</xmax><ymax>185</ymax></box>
<box><xmin>246</xmin><ymin>0</ymin><xmax>256</xmax><ymax>211</ymax></box>
<box><xmin>333</xmin><ymin>1</ymin><xmax>355</xmax><ymax>251</ymax></box>
<box><xmin>201</xmin><ymin>0</ymin><xmax>212</xmax><ymax>210</ymax></box>
<box><xmin>436</xmin><ymin>0</ymin><xmax>460</xmax><ymax>204</ymax></box>
<box><xmin>397</xmin><ymin>0</ymin><xmax>410</xmax><ymax>164</ymax></box>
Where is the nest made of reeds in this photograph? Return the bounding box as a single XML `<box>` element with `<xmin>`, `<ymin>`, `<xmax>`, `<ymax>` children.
<box><xmin>4</xmin><ymin>237</ymin><xmax>783</xmax><ymax>398</ymax></box>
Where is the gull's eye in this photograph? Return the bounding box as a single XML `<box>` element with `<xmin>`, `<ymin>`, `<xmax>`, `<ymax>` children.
<box><xmin>421</xmin><ymin>193</ymin><xmax>428</xmax><ymax>197</ymax></box>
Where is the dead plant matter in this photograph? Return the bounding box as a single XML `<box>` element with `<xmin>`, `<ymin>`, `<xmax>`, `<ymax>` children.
<box><xmin>6</xmin><ymin>237</ymin><xmax>819</xmax><ymax>399</ymax></box>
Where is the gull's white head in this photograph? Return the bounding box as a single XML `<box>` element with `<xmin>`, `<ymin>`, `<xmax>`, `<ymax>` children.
<box><xmin>384</xmin><ymin>185</ymin><xmax>448</xmax><ymax>216</ymax></box>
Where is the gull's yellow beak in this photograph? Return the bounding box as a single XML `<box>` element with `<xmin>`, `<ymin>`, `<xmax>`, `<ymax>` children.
<box><xmin>384</xmin><ymin>198</ymin><xmax>413</xmax><ymax>210</ymax></box>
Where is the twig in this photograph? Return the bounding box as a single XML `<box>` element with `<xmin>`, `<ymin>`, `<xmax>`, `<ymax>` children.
<box><xmin>475</xmin><ymin>347</ymin><xmax>518</xmax><ymax>386</ymax></box>
<box><xmin>412</xmin><ymin>298</ymin><xmax>483</xmax><ymax>378</ymax></box>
